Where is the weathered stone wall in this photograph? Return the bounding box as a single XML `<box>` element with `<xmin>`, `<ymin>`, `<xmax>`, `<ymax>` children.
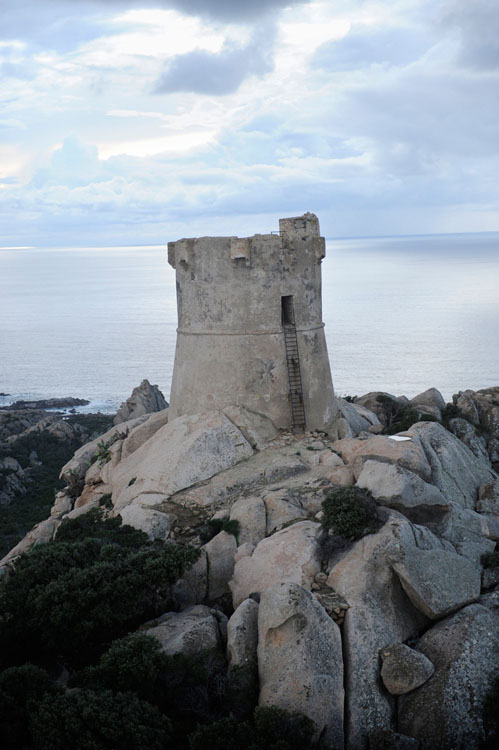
<box><xmin>167</xmin><ymin>213</ymin><xmax>337</xmax><ymax>431</ymax></box>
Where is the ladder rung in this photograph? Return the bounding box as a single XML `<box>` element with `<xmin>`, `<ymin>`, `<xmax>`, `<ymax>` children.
<box><xmin>283</xmin><ymin>315</ymin><xmax>306</xmax><ymax>430</ymax></box>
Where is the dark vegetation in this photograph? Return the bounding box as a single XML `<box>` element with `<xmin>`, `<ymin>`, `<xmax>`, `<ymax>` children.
<box><xmin>0</xmin><ymin>431</ymin><xmax>80</xmax><ymax>557</ymax></box>
<box><xmin>376</xmin><ymin>394</ymin><xmax>436</xmax><ymax>434</ymax></box>
<box><xmin>483</xmin><ymin>677</ymin><xmax>499</xmax><ymax>750</ymax></box>
<box><xmin>199</xmin><ymin>517</ymin><xmax>240</xmax><ymax>544</ymax></box>
<box><xmin>481</xmin><ymin>551</ymin><xmax>499</xmax><ymax>570</ymax></box>
<box><xmin>441</xmin><ymin>402</ymin><xmax>459</xmax><ymax>429</ymax></box>
<box><xmin>321</xmin><ymin>487</ymin><xmax>380</xmax><ymax>541</ymax></box>
<box><xmin>0</xmin><ymin>510</ymin><xmax>321</xmax><ymax>750</ymax></box>
<box><xmin>0</xmin><ymin>413</ymin><xmax>113</xmax><ymax>557</ymax></box>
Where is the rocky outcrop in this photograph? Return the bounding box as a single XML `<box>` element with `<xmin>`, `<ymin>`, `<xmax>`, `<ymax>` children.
<box><xmin>3</xmin><ymin>382</ymin><xmax>499</xmax><ymax>749</ymax></box>
<box><xmin>0</xmin><ymin>409</ymin><xmax>52</xmax><ymax>441</ymax></box>
<box><xmin>59</xmin><ymin>416</ymin><xmax>148</xmax><ymax>480</ymax></box>
<box><xmin>5</xmin><ymin>397</ymin><xmax>89</xmax><ymax>410</ymax></box>
<box><xmin>203</xmin><ymin>530</ymin><xmax>237</xmax><ymax>601</ymax></box>
<box><xmin>145</xmin><ymin>605</ymin><xmax>227</xmax><ymax>657</ymax></box>
<box><xmin>230</xmin><ymin>521</ymin><xmax>322</xmax><ymax>609</ymax></box>
<box><xmin>448</xmin><ymin>417</ymin><xmax>489</xmax><ymax>462</ymax></box>
<box><xmin>111</xmin><ymin>411</ymin><xmax>253</xmax><ymax>511</ymax></box>
<box><xmin>356</xmin><ymin>460</ymin><xmax>450</xmax><ymax>526</ymax></box>
<box><xmin>227</xmin><ymin>598</ymin><xmax>259</xmax><ymax>671</ymax></box>
<box><xmin>0</xmin><ymin>517</ymin><xmax>61</xmax><ymax>565</ymax></box>
<box><xmin>327</xmin><ymin>514</ymin><xmax>451</xmax><ymax>748</ymax></box>
<box><xmin>332</xmin><ymin>433</ymin><xmax>431</xmax><ymax>481</ymax></box>
<box><xmin>452</xmin><ymin>386</ymin><xmax>499</xmax><ymax>465</ymax></box>
<box><xmin>337</xmin><ymin>398</ymin><xmax>381</xmax><ymax>438</ymax></box>
<box><xmin>258</xmin><ymin>582</ymin><xmax>344</xmax><ymax>748</ymax></box>
<box><xmin>379</xmin><ymin>643</ymin><xmax>434</xmax><ymax>695</ymax></box>
<box><xmin>389</xmin><ymin>547</ymin><xmax>481</xmax><ymax>620</ymax></box>
<box><xmin>398</xmin><ymin>603</ymin><xmax>499</xmax><ymax>749</ymax></box>
<box><xmin>229</xmin><ymin>496</ymin><xmax>267</xmax><ymax>546</ymax></box>
<box><xmin>477</xmin><ymin>478</ymin><xmax>499</xmax><ymax>514</ymax></box>
<box><xmin>354</xmin><ymin>392</ymin><xmax>409</xmax><ymax>426</ymax></box>
<box><xmin>405</xmin><ymin>421</ymin><xmax>495</xmax><ymax>509</ymax></box>
<box><xmin>114</xmin><ymin>379</ymin><xmax>168</xmax><ymax>425</ymax></box>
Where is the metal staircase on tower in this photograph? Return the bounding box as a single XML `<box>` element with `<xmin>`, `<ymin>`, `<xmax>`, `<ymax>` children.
<box><xmin>282</xmin><ymin>296</ymin><xmax>306</xmax><ymax>432</ymax></box>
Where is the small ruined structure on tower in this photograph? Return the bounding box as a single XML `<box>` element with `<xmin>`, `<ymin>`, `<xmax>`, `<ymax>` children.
<box><xmin>167</xmin><ymin>213</ymin><xmax>338</xmax><ymax>433</ymax></box>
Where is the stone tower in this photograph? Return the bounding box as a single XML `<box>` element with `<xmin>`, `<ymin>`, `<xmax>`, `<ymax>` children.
<box><xmin>167</xmin><ymin>213</ymin><xmax>338</xmax><ymax>432</ymax></box>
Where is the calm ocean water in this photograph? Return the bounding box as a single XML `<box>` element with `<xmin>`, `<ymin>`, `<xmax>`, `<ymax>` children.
<box><xmin>1</xmin><ymin>233</ymin><xmax>498</xmax><ymax>413</ymax></box>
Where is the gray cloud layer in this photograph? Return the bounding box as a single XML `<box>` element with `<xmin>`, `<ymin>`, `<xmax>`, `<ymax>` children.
<box><xmin>441</xmin><ymin>0</ymin><xmax>499</xmax><ymax>71</ymax></box>
<box><xmin>154</xmin><ymin>28</ymin><xmax>275</xmax><ymax>95</ymax></box>
<box><xmin>313</xmin><ymin>26</ymin><xmax>432</xmax><ymax>71</ymax></box>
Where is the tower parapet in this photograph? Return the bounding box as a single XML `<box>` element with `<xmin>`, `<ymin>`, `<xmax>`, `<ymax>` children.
<box><xmin>167</xmin><ymin>213</ymin><xmax>337</xmax><ymax>432</ymax></box>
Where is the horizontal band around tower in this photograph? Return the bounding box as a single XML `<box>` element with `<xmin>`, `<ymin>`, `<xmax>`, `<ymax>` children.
<box><xmin>176</xmin><ymin>323</ymin><xmax>325</xmax><ymax>336</ymax></box>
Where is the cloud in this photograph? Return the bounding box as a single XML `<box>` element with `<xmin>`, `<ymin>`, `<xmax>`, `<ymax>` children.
<box><xmin>31</xmin><ymin>137</ymin><xmax>104</xmax><ymax>188</ymax></box>
<box><xmin>82</xmin><ymin>0</ymin><xmax>310</xmax><ymax>23</ymax></box>
<box><xmin>441</xmin><ymin>0</ymin><xmax>499</xmax><ymax>71</ymax></box>
<box><xmin>153</xmin><ymin>28</ymin><xmax>275</xmax><ymax>94</ymax></box>
<box><xmin>312</xmin><ymin>26</ymin><xmax>432</xmax><ymax>71</ymax></box>
<box><xmin>0</xmin><ymin>0</ymin><xmax>310</xmax><ymax>44</ymax></box>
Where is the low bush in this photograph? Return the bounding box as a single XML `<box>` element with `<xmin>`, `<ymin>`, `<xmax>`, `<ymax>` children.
<box><xmin>376</xmin><ymin>394</ymin><xmax>436</xmax><ymax>435</ymax></box>
<box><xmin>321</xmin><ymin>487</ymin><xmax>380</xmax><ymax>541</ymax></box>
<box><xmin>199</xmin><ymin>517</ymin><xmax>240</xmax><ymax>544</ymax></box>
<box><xmin>0</xmin><ymin>664</ymin><xmax>62</xmax><ymax>750</ymax></box>
<box><xmin>481</xmin><ymin>551</ymin><xmax>499</xmax><ymax>569</ymax></box>
<box><xmin>30</xmin><ymin>688</ymin><xmax>171</xmax><ymax>750</ymax></box>
<box><xmin>189</xmin><ymin>705</ymin><xmax>319</xmax><ymax>750</ymax></box>
<box><xmin>0</xmin><ymin>512</ymin><xmax>199</xmax><ymax>668</ymax></box>
<box><xmin>71</xmin><ymin>633</ymin><xmax>167</xmax><ymax>703</ymax></box>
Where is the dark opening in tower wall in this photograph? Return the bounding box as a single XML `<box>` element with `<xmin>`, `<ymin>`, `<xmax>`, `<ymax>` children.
<box><xmin>281</xmin><ymin>295</ymin><xmax>295</xmax><ymax>326</ymax></box>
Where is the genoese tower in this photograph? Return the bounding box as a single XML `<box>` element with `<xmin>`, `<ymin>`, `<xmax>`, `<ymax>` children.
<box><xmin>167</xmin><ymin>213</ymin><xmax>338</xmax><ymax>433</ymax></box>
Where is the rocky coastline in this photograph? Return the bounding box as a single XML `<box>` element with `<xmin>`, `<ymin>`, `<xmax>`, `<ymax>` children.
<box><xmin>0</xmin><ymin>382</ymin><xmax>498</xmax><ymax>749</ymax></box>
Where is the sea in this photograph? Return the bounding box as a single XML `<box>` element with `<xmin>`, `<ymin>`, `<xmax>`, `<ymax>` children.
<box><xmin>1</xmin><ymin>233</ymin><xmax>498</xmax><ymax>414</ymax></box>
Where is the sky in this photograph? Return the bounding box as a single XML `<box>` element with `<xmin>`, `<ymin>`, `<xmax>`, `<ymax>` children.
<box><xmin>1</xmin><ymin>0</ymin><xmax>498</xmax><ymax>246</ymax></box>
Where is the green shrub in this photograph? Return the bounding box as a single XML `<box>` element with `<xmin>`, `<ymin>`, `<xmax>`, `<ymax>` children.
<box><xmin>375</xmin><ymin>394</ymin><xmax>434</xmax><ymax>435</ymax></box>
<box><xmin>93</xmin><ymin>439</ymin><xmax>112</xmax><ymax>466</ymax></box>
<box><xmin>71</xmin><ymin>633</ymin><xmax>167</xmax><ymax>703</ymax></box>
<box><xmin>0</xmin><ymin>430</ymin><xmax>81</xmax><ymax>557</ymax></box>
<box><xmin>65</xmin><ymin>413</ymin><xmax>114</xmax><ymax>435</ymax></box>
<box><xmin>0</xmin><ymin>514</ymin><xmax>200</xmax><ymax>668</ymax></box>
<box><xmin>252</xmin><ymin>705</ymin><xmax>317</xmax><ymax>750</ymax></box>
<box><xmin>441</xmin><ymin>402</ymin><xmax>459</xmax><ymax>428</ymax></box>
<box><xmin>189</xmin><ymin>705</ymin><xmax>319</xmax><ymax>750</ymax></box>
<box><xmin>321</xmin><ymin>487</ymin><xmax>379</xmax><ymax>541</ymax></box>
<box><xmin>199</xmin><ymin>517</ymin><xmax>240</xmax><ymax>544</ymax></box>
<box><xmin>189</xmin><ymin>715</ymin><xmax>252</xmax><ymax>750</ymax></box>
<box><xmin>56</xmin><ymin>507</ymin><xmax>147</xmax><ymax>547</ymax></box>
<box><xmin>0</xmin><ymin>664</ymin><xmax>62</xmax><ymax>750</ymax></box>
<box><xmin>30</xmin><ymin>689</ymin><xmax>171</xmax><ymax>750</ymax></box>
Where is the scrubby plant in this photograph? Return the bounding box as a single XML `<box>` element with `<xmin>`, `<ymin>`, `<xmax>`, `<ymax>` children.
<box><xmin>30</xmin><ymin>688</ymin><xmax>171</xmax><ymax>750</ymax></box>
<box><xmin>65</xmin><ymin>412</ymin><xmax>114</xmax><ymax>436</ymax></box>
<box><xmin>189</xmin><ymin>705</ymin><xmax>318</xmax><ymax>750</ymax></box>
<box><xmin>0</xmin><ymin>511</ymin><xmax>200</xmax><ymax>668</ymax></box>
<box><xmin>199</xmin><ymin>517</ymin><xmax>240</xmax><ymax>544</ymax></box>
<box><xmin>376</xmin><ymin>394</ymin><xmax>430</xmax><ymax>434</ymax></box>
<box><xmin>321</xmin><ymin>487</ymin><xmax>380</xmax><ymax>541</ymax></box>
<box><xmin>71</xmin><ymin>633</ymin><xmax>167</xmax><ymax>704</ymax></box>
<box><xmin>55</xmin><ymin>507</ymin><xmax>147</xmax><ymax>547</ymax></box>
<box><xmin>93</xmin><ymin>439</ymin><xmax>112</xmax><ymax>466</ymax></box>
<box><xmin>0</xmin><ymin>664</ymin><xmax>62</xmax><ymax>750</ymax></box>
